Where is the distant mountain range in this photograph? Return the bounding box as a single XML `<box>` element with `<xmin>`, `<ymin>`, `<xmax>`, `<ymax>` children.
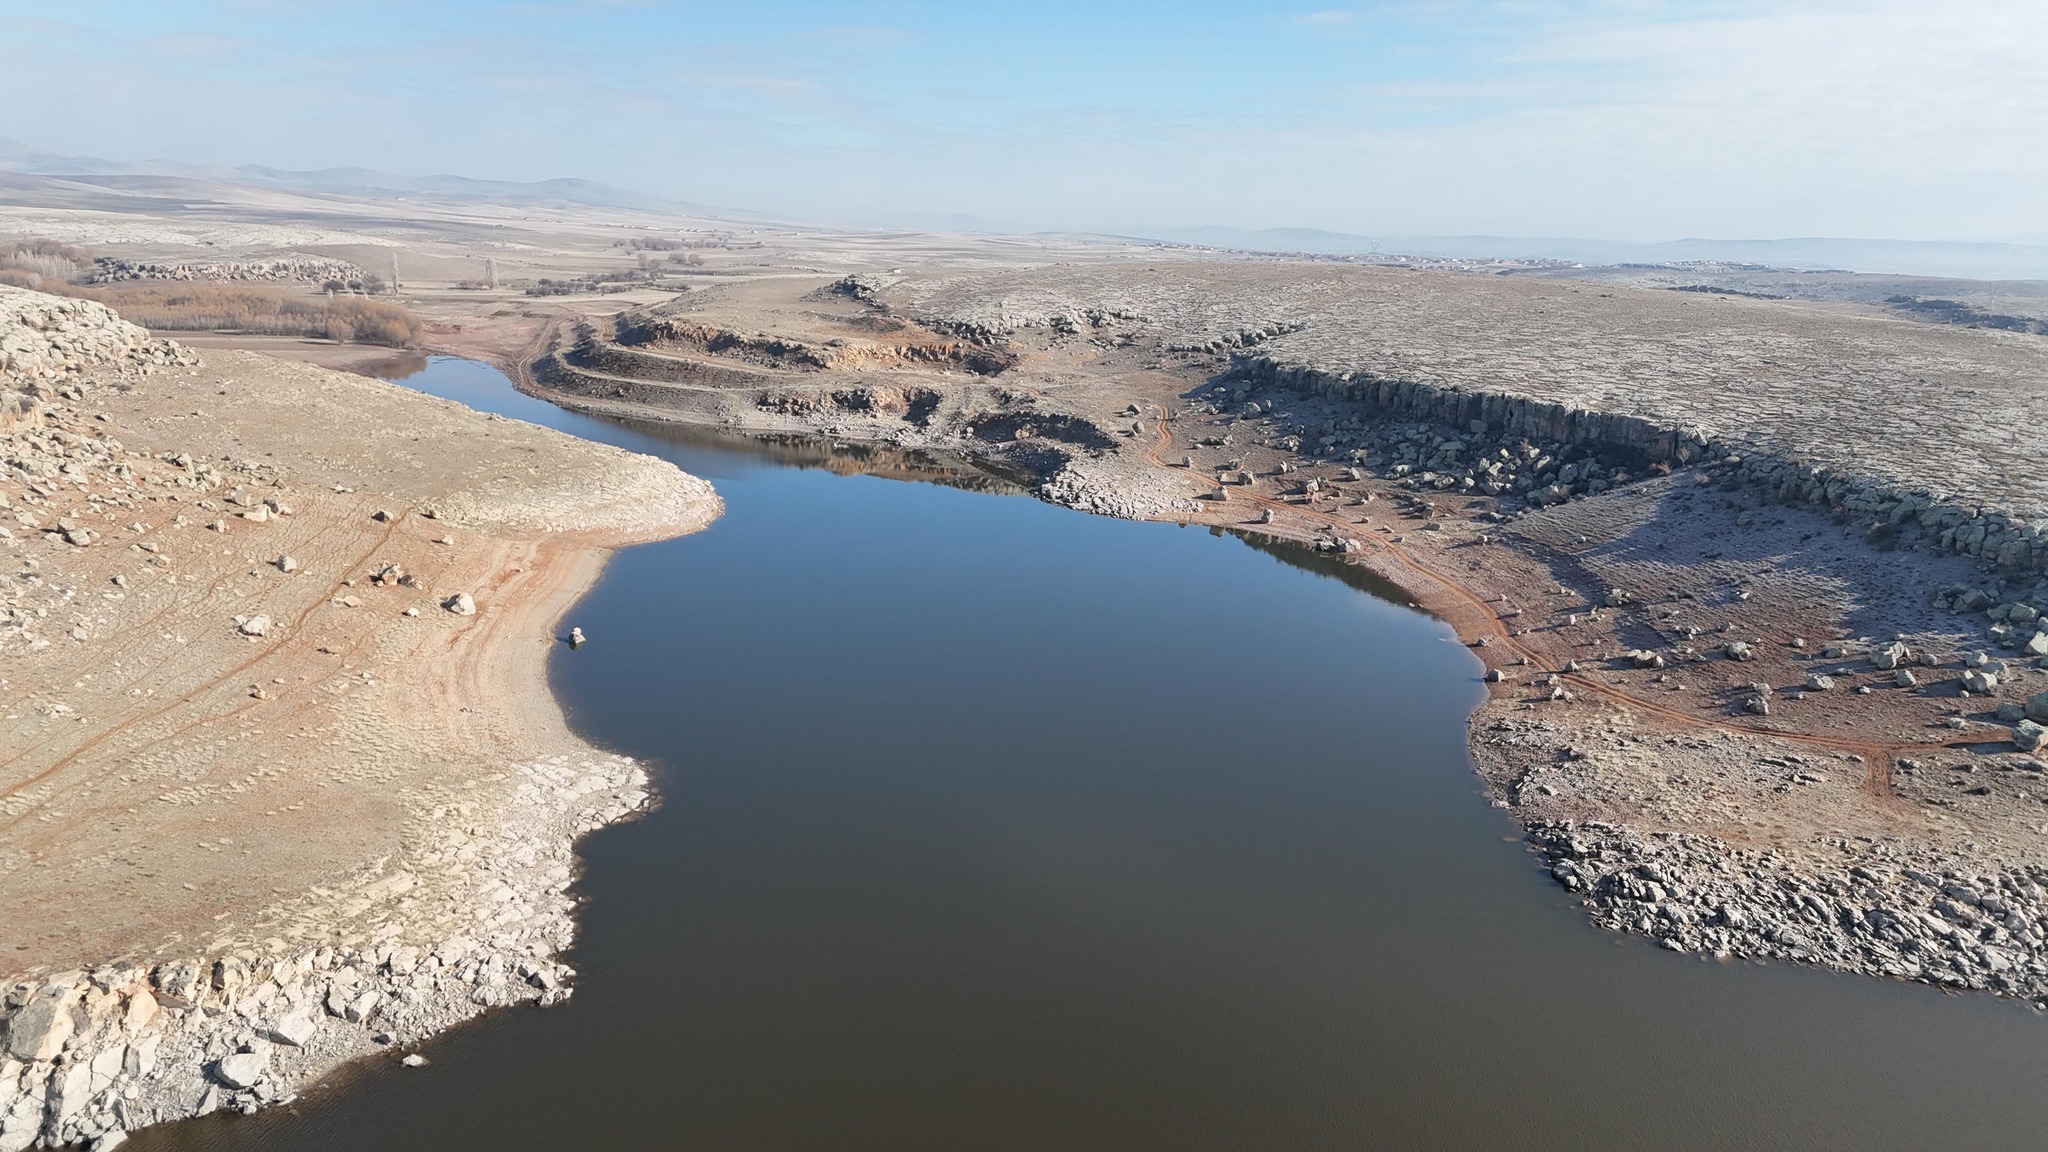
<box><xmin>0</xmin><ymin>137</ymin><xmax>739</xmax><ymax>218</ymax></box>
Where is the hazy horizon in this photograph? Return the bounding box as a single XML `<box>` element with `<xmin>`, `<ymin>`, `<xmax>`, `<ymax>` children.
<box><xmin>1</xmin><ymin>1</ymin><xmax>2043</xmax><ymax>245</ymax></box>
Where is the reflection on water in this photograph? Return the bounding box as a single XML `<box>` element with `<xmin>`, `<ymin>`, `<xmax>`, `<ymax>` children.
<box><xmin>1230</xmin><ymin>529</ymin><xmax>1418</xmax><ymax>609</ymax></box>
<box><xmin>132</xmin><ymin>357</ymin><xmax>2048</xmax><ymax>1152</ymax></box>
<box><xmin>607</xmin><ymin>423</ymin><xmax>1033</xmax><ymax>496</ymax></box>
<box><xmin>351</xmin><ymin>350</ymin><xmax>429</xmax><ymax>381</ymax></box>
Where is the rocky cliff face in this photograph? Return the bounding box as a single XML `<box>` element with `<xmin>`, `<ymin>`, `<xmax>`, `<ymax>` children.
<box><xmin>1236</xmin><ymin>353</ymin><xmax>2048</xmax><ymax>579</ymax></box>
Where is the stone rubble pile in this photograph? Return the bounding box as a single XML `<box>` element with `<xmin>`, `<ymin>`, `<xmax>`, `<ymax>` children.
<box><xmin>85</xmin><ymin>258</ymin><xmax>369</xmax><ymax>286</ymax></box>
<box><xmin>0</xmin><ymin>286</ymin><xmax>195</xmax><ymax>387</ymax></box>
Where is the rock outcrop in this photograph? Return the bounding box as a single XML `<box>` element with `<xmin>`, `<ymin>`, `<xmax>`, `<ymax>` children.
<box><xmin>0</xmin><ymin>286</ymin><xmax>193</xmax><ymax>386</ymax></box>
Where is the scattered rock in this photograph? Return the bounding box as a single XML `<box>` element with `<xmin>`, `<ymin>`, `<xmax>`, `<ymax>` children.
<box><xmin>237</xmin><ymin>615</ymin><xmax>270</xmax><ymax>638</ymax></box>
<box><xmin>444</xmin><ymin>592</ymin><xmax>476</xmax><ymax>616</ymax></box>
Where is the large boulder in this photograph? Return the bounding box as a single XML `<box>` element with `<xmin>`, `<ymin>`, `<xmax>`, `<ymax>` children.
<box><xmin>2028</xmin><ymin>690</ymin><xmax>2048</xmax><ymax>725</ymax></box>
<box><xmin>212</xmin><ymin>1051</ymin><xmax>268</xmax><ymax>1090</ymax></box>
<box><xmin>263</xmin><ymin>1010</ymin><xmax>319</xmax><ymax>1048</ymax></box>
<box><xmin>2016</xmin><ymin>721</ymin><xmax>2048</xmax><ymax>753</ymax></box>
<box><xmin>2</xmin><ymin>978</ymin><xmax>80</xmax><ymax>1062</ymax></box>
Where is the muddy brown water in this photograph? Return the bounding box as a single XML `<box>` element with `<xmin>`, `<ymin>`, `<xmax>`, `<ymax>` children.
<box><xmin>132</xmin><ymin>358</ymin><xmax>2048</xmax><ymax>1151</ymax></box>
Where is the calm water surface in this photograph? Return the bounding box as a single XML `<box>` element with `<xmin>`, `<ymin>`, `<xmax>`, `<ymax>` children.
<box><xmin>134</xmin><ymin>358</ymin><xmax>2048</xmax><ymax>1151</ymax></box>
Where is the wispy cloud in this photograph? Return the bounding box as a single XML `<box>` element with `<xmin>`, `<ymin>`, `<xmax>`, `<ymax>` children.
<box><xmin>0</xmin><ymin>0</ymin><xmax>2039</xmax><ymax>240</ymax></box>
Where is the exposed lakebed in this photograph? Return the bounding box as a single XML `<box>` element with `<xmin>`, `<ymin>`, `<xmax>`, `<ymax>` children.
<box><xmin>133</xmin><ymin>358</ymin><xmax>2048</xmax><ymax>1151</ymax></box>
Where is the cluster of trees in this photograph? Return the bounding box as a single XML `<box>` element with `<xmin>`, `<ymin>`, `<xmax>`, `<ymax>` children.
<box><xmin>612</xmin><ymin>235</ymin><xmax>729</xmax><ymax>251</ymax></box>
<box><xmin>0</xmin><ymin>237</ymin><xmax>421</xmax><ymax>346</ymax></box>
<box><xmin>636</xmin><ymin>251</ymin><xmax>705</xmax><ymax>269</ymax></box>
<box><xmin>0</xmin><ymin>239</ymin><xmax>93</xmax><ymax>289</ymax></box>
<box><xmin>41</xmin><ymin>282</ymin><xmax>425</xmax><ymax>347</ymax></box>
<box><xmin>523</xmin><ymin>266</ymin><xmax>686</xmax><ymax>296</ymax></box>
<box><xmin>322</xmin><ymin>274</ymin><xmax>388</xmax><ymax>296</ymax></box>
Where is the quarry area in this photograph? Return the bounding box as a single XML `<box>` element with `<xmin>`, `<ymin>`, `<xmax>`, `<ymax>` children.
<box><xmin>4</xmin><ymin>166</ymin><xmax>2048</xmax><ymax>1144</ymax></box>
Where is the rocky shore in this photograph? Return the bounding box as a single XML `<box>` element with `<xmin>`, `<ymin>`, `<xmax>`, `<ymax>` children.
<box><xmin>1527</xmin><ymin>817</ymin><xmax>2048</xmax><ymax>998</ymax></box>
<box><xmin>504</xmin><ymin>262</ymin><xmax>2048</xmax><ymax>1018</ymax></box>
<box><xmin>2</xmin><ymin>751</ymin><xmax>647</xmax><ymax>1151</ymax></box>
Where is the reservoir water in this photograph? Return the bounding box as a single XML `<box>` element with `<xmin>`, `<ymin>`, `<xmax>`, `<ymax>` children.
<box><xmin>135</xmin><ymin>358</ymin><xmax>2048</xmax><ymax>1150</ymax></box>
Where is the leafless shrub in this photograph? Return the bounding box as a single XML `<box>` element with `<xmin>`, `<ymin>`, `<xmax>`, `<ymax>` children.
<box><xmin>36</xmin><ymin>282</ymin><xmax>426</xmax><ymax>347</ymax></box>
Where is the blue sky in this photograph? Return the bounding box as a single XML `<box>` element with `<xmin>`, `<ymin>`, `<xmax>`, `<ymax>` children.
<box><xmin>1</xmin><ymin>1</ymin><xmax>2042</xmax><ymax>240</ymax></box>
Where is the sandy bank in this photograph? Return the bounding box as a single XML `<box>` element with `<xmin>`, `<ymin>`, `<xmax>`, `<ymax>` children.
<box><xmin>0</xmin><ymin>286</ymin><xmax>720</xmax><ymax>1148</ymax></box>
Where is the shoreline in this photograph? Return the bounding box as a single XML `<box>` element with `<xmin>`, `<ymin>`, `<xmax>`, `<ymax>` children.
<box><xmin>0</xmin><ymin>289</ymin><xmax>721</xmax><ymax>1148</ymax></box>
<box><xmin>512</xmin><ymin>311</ymin><xmax>2048</xmax><ymax>1010</ymax></box>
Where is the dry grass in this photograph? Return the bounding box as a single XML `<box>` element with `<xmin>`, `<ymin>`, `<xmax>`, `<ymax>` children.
<box><xmin>39</xmin><ymin>281</ymin><xmax>426</xmax><ymax>347</ymax></box>
<box><xmin>0</xmin><ymin>238</ymin><xmax>421</xmax><ymax>346</ymax></box>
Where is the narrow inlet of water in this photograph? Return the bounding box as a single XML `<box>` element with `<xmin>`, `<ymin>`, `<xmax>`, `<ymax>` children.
<box><xmin>134</xmin><ymin>357</ymin><xmax>2048</xmax><ymax>1152</ymax></box>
